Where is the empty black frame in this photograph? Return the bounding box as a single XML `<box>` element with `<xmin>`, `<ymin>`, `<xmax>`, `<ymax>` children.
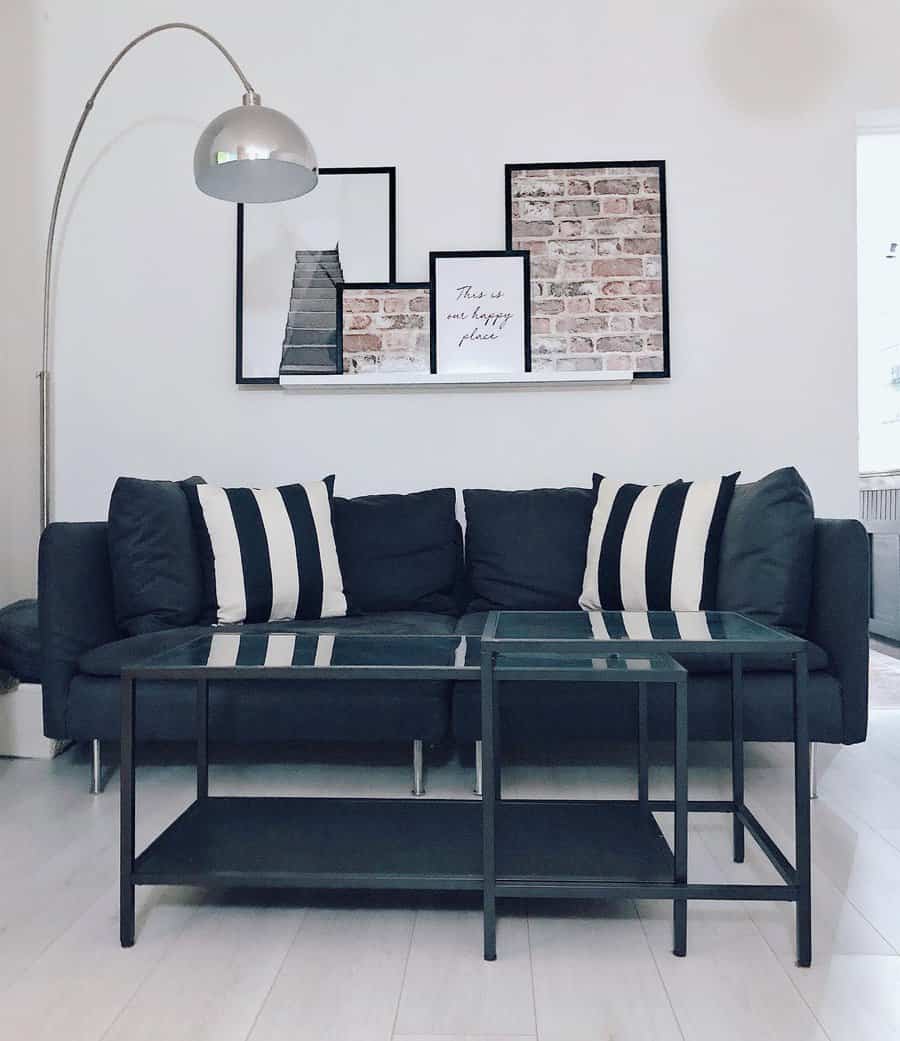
<box><xmin>428</xmin><ymin>250</ymin><xmax>532</xmax><ymax>376</ymax></box>
<box><xmin>236</xmin><ymin>166</ymin><xmax>397</xmax><ymax>385</ymax></box>
<box><xmin>505</xmin><ymin>160</ymin><xmax>670</xmax><ymax>379</ymax></box>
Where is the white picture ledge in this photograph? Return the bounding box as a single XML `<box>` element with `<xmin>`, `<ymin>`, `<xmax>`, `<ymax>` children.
<box><xmin>279</xmin><ymin>370</ymin><xmax>635</xmax><ymax>389</ymax></box>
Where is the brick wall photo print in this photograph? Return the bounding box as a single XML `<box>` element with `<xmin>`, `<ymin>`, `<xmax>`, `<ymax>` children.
<box><xmin>506</xmin><ymin>162</ymin><xmax>669</xmax><ymax>377</ymax></box>
<box><xmin>338</xmin><ymin>285</ymin><xmax>431</xmax><ymax>375</ymax></box>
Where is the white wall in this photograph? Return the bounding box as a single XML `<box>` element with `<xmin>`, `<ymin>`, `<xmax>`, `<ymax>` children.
<box><xmin>858</xmin><ymin>130</ymin><xmax>900</xmax><ymax>474</ymax></box>
<box><xmin>1</xmin><ymin>0</ymin><xmax>40</xmax><ymax>603</ymax></box>
<box><xmin>3</xmin><ymin>0</ymin><xmax>896</xmax><ymax>601</ymax></box>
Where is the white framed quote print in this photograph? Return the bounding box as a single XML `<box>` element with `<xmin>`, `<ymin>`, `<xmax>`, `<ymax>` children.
<box><xmin>429</xmin><ymin>251</ymin><xmax>531</xmax><ymax>376</ymax></box>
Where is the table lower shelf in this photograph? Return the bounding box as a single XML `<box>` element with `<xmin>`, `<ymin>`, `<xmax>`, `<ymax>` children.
<box><xmin>132</xmin><ymin>797</ymin><xmax>674</xmax><ymax>891</ymax></box>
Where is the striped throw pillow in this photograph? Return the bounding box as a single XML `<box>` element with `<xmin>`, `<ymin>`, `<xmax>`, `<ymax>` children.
<box><xmin>579</xmin><ymin>472</ymin><xmax>739</xmax><ymax>612</ymax></box>
<box><xmin>183</xmin><ymin>477</ymin><xmax>347</xmax><ymax>624</ymax></box>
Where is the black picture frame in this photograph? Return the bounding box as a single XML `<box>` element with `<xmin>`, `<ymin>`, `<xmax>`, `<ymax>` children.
<box><xmin>335</xmin><ymin>281</ymin><xmax>430</xmax><ymax>377</ymax></box>
<box><xmin>236</xmin><ymin>166</ymin><xmax>397</xmax><ymax>385</ymax></box>
<box><xmin>505</xmin><ymin>160</ymin><xmax>670</xmax><ymax>380</ymax></box>
<box><xmin>428</xmin><ymin>250</ymin><xmax>531</xmax><ymax>376</ymax></box>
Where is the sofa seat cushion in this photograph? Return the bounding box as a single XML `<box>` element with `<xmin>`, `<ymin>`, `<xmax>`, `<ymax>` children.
<box><xmin>455</xmin><ymin>612</ymin><xmax>828</xmax><ymax>674</ymax></box>
<box><xmin>673</xmin><ymin>640</ymin><xmax>827</xmax><ymax>674</ymax></box>
<box><xmin>78</xmin><ymin>612</ymin><xmax>459</xmax><ymax>677</ymax></box>
<box><xmin>79</xmin><ymin>626</ymin><xmax>208</xmax><ymax>676</ymax></box>
<box><xmin>451</xmin><ymin>670</ymin><xmax>843</xmax><ymax>745</ymax></box>
<box><xmin>0</xmin><ymin>598</ymin><xmax>42</xmax><ymax>683</ymax></box>
<box><xmin>67</xmin><ymin>674</ymin><xmax>451</xmax><ymax>743</ymax></box>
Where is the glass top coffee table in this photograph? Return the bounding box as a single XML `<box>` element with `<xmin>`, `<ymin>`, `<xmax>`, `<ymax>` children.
<box><xmin>123</xmin><ymin>629</ymin><xmax>688</xmax><ymax>676</ymax></box>
<box><xmin>119</xmin><ymin>632</ymin><xmax>686</xmax><ymax>951</ymax></box>
<box><xmin>486</xmin><ymin>609</ymin><xmax>807</xmax><ymax>653</ymax></box>
<box><xmin>479</xmin><ymin>610</ymin><xmax>811</xmax><ymax>966</ymax></box>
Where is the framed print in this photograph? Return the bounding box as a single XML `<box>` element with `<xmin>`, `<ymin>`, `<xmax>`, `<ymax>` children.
<box><xmin>505</xmin><ymin>161</ymin><xmax>669</xmax><ymax>378</ymax></box>
<box><xmin>429</xmin><ymin>250</ymin><xmax>531</xmax><ymax>377</ymax></box>
<box><xmin>236</xmin><ymin>166</ymin><xmax>396</xmax><ymax>383</ymax></box>
<box><xmin>337</xmin><ymin>283</ymin><xmax>430</xmax><ymax>376</ymax></box>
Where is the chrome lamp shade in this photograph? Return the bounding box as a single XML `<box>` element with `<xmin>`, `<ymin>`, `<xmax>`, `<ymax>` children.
<box><xmin>194</xmin><ymin>95</ymin><xmax>318</xmax><ymax>203</ymax></box>
<box><xmin>39</xmin><ymin>22</ymin><xmax>320</xmax><ymax>532</ymax></box>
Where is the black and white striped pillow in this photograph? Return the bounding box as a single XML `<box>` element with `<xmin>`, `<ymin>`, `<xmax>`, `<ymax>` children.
<box><xmin>579</xmin><ymin>472</ymin><xmax>739</xmax><ymax>612</ymax></box>
<box><xmin>183</xmin><ymin>477</ymin><xmax>347</xmax><ymax>624</ymax></box>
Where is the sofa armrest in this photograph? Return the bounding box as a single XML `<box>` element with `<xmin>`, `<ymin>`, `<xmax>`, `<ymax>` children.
<box><xmin>807</xmin><ymin>518</ymin><xmax>870</xmax><ymax>744</ymax></box>
<box><xmin>39</xmin><ymin>522</ymin><xmax>119</xmax><ymax>738</ymax></box>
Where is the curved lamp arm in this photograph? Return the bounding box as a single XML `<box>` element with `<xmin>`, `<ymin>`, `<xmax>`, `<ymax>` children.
<box><xmin>39</xmin><ymin>23</ymin><xmax>256</xmax><ymax>530</ymax></box>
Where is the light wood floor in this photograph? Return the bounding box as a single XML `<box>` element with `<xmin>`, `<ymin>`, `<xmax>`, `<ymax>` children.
<box><xmin>4</xmin><ymin>711</ymin><xmax>900</xmax><ymax>1041</ymax></box>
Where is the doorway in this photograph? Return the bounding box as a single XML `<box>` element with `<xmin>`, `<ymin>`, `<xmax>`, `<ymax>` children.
<box><xmin>859</xmin><ymin>124</ymin><xmax>900</xmax><ymax>639</ymax></box>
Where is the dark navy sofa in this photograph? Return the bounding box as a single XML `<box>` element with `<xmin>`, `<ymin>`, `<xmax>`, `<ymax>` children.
<box><xmin>38</xmin><ymin>473</ymin><xmax>870</xmax><ymax>792</ymax></box>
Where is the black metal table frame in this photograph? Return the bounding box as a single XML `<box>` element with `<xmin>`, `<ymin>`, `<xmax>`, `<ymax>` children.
<box><xmin>479</xmin><ymin>611</ymin><xmax>812</xmax><ymax>968</ymax></box>
<box><xmin>480</xmin><ymin>649</ymin><xmax>689</xmax><ymax>961</ymax></box>
<box><xmin>119</xmin><ymin>653</ymin><xmax>483</xmax><ymax>948</ymax></box>
<box><xmin>119</xmin><ymin>640</ymin><xmax>686</xmax><ymax>952</ymax></box>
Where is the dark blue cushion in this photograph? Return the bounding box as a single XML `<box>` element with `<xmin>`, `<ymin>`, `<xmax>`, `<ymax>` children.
<box><xmin>717</xmin><ymin>467</ymin><xmax>815</xmax><ymax>634</ymax></box>
<box><xmin>450</xmin><ymin>671</ymin><xmax>843</xmax><ymax>744</ymax></box>
<box><xmin>333</xmin><ymin>488</ymin><xmax>464</xmax><ymax>614</ymax></box>
<box><xmin>66</xmin><ymin>673</ymin><xmax>452</xmax><ymax>743</ymax></box>
<box><xmin>107</xmin><ymin>477</ymin><xmax>204</xmax><ymax>636</ymax></box>
<box><xmin>78</xmin><ymin>612</ymin><xmax>459</xmax><ymax>676</ymax></box>
<box><xmin>463</xmin><ymin>487</ymin><xmax>593</xmax><ymax>610</ymax></box>
<box><xmin>0</xmin><ymin>598</ymin><xmax>41</xmax><ymax>682</ymax></box>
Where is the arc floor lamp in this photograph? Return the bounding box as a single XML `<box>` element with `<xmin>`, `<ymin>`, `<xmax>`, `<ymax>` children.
<box><xmin>36</xmin><ymin>22</ymin><xmax>317</xmax><ymax>795</ymax></box>
<box><xmin>39</xmin><ymin>21</ymin><xmax>318</xmax><ymax>529</ymax></box>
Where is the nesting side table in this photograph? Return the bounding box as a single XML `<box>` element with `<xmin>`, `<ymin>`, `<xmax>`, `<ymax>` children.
<box><xmin>479</xmin><ymin>644</ymin><xmax>687</xmax><ymax>960</ymax></box>
<box><xmin>480</xmin><ymin>609</ymin><xmax>811</xmax><ymax>966</ymax></box>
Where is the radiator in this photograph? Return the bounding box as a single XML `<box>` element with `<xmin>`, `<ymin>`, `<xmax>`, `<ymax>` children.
<box><xmin>861</xmin><ymin>478</ymin><xmax>900</xmax><ymax>641</ymax></box>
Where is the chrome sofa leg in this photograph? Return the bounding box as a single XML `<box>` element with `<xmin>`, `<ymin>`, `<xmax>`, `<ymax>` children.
<box><xmin>810</xmin><ymin>742</ymin><xmax>818</xmax><ymax>800</ymax></box>
<box><xmin>412</xmin><ymin>739</ymin><xmax>425</xmax><ymax>797</ymax></box>
<box><xmin>89</xmin><ymin>739</ymin><xmax>103</xmax><ymax>795</ymax></box>
<box><xmin>474</xmin><ymin>740</ymin><xmax>483</xmax><ymax>796</ymax></box>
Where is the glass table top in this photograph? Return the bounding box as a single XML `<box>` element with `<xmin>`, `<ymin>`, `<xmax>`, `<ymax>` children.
<box><xmin>486</xmin><ymin>611</ymin><xmax>805</xmax><ymax>651</ymax></box>
<box><xmin>127</xmin><ymin>632</ymin><xmax>682</xmax><ymax>677</ymax></box>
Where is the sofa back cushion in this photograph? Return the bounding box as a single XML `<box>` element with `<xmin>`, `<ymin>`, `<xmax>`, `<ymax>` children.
<box><xmin>716</xmin><ymin>467</ymin><xmax>815</xmax><ymax>634</ymax></box>
<box><xmin>183</xmin><ymin>477</ymin><xmax>347</xmax><ymax>624</ymax></box>
<box><xmin>108</xmin><ymin>477</ymin><xmax>204</xmax><ymax>636</ymax></box>
<box><xmin>579</xmin><ymin>472</ymin><xmax>740</xmax><ymax>611</ymax></box>
<box><xmin>333</xmin><ymin>488</ymin><xmax>464</xmax><ymax>614</ymax></box>
<box><xmin>463</xmin><ymin>487</ymin><xmax>593</xmax><ymax>610</ymax></box>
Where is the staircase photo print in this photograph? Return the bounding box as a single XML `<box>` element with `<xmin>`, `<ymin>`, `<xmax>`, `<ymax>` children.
<box><xmin>236</xmin><ymin>168</ymin><xmax>396</xmax><ymax>383</ymax></box>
